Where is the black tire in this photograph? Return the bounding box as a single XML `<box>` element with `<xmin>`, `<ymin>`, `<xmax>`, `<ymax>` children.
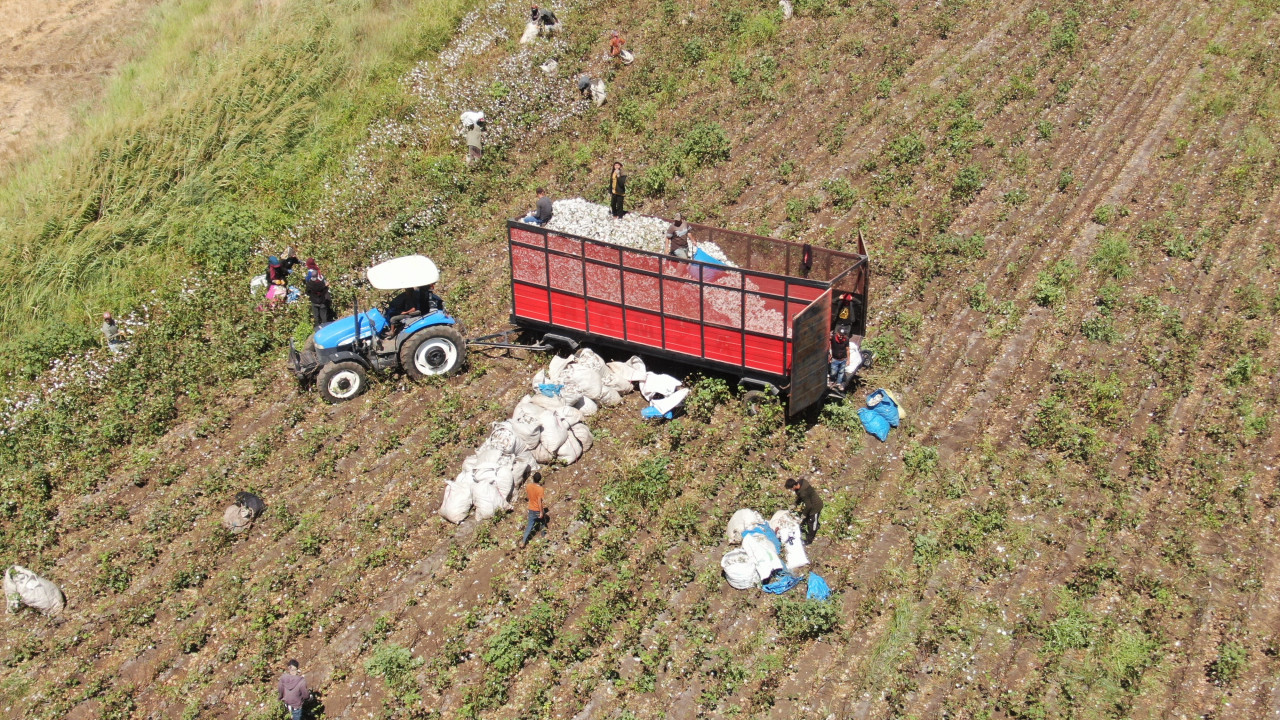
<box><xmin>400</xmin><ymin>326</ymin><xmax>466</xmax><ymax>380</ymax></box>
<box><xmin>743</xmin><ymin>390</ymin><xmax>768</xmax><ymax>417</ymax></box>
<box><xmin>316</xmin><ymin>361</ymin><xmax>368</xmax><ymax>403</ymax></box>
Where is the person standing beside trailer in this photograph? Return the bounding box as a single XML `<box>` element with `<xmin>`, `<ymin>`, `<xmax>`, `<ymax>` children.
<box><xmin>608</xmin><ymin>162</ymin><xmax>627</xmax><ymax>219</ymax></box>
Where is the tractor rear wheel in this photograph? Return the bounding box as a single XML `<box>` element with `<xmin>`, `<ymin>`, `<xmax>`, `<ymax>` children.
<box><xmin>400</xmin><ymin>326</ymin><xmax>465</xmax><ymax>380</ymax></box>
<box><xmin>317</xmin><ymin>361</ymin><xmax>368</xmax><ymax>403</ymax></box>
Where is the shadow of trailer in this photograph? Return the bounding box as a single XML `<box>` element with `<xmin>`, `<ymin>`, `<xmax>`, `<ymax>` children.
<box><xmin>506</xmin><ymin>218</ymin><xmax>870</xmax><ymax>417</ymax></box>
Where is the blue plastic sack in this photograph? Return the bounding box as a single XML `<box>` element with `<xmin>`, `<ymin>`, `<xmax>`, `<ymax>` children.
<box><xmin>806</xmin><ymin>573</ymin><xmax>831</xmax><ymax>601</ymax></box>
<box><xmin>867</xmin><ymin>389</ymin><xmax>900</xmax><ymax>427</ymax></box>
<box><xmin>858</xmin><ymin>407</ymin><xmax>890</xmax><ymax>442</ymax></box>
<box><xmin>742</xmin><ymin>523</ymin><xmax>783</xmax><ymax>555</ymax></box>
<box><xmin>538</xmin><ymin>383</ymin><xmax>564</xmax><ymax>398</ymax></box>
<box><xmin>763</xmin><ymin>571</ymin><xmax>804</xmax><ymax>594</ymax></box>
<box><xmin>692</xmin><ymin>248</ymin><xmax>727</xmax><ymax>282</ymax></box>
<box><xmin>641</xmin><ymin>406</ymin><xmax>673</xmax><ymax>419</ymax></box>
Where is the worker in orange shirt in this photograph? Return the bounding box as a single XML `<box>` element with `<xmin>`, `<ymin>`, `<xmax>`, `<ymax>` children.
<box><xmin>519</xmin><ymin>472</ymin><xmax>547</xmax><ymax>548</ymax></box>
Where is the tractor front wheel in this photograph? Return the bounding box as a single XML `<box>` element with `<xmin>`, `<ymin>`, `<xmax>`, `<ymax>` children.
<box><xmin>317</xmin><ymin>361</ymin><xmax>368</xmax><ymax>403</ymax></box>
<box><xmin>400</xmin><ymin>326</ymin><xmax>465</xmax><ymax>380</ymax></box>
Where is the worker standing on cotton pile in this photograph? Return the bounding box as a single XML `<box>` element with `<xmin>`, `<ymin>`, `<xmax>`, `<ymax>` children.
<box><xmin>608</xmin><ymin>161</ymin><xmax>627</xmax><ymax>219</ymax></box>
<box><xmin>786</xmin><ymin>478</ymin><xmax>824</xmax><ymax>544</ymax></box>
<box><xmin>665</xmin><ymin>213</ymin><xmax>695</xmax><ymax>258</ymax></box>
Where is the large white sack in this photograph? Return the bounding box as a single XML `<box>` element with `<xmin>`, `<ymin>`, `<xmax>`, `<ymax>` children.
<box><xmin>640</xmin><ymin>372</ymin><xmax>682</xmax><ymax>401</ymax></box>
<box><xmin>540</xmin><ymin>415</ymin><xmax>569</xmax><ymax>452</ymax></box>
<box><xmin>606</xmin><ymin>360</ymin><xmax>644</xmax><ymax>384</ymax></box>
<box><xmin>223</xmin><ymin>504</ymin><xmax>254</xmax><ymax>534</ymax></box>
<box><xmin>559</xmin><ymin>380</ymin><xmax>584</xmax><ymax>406</ymax></box>
<box><xmin>548</xmin><ymin>355</ymin><xmax>571</xmax><ymax>378</ymax></box>
<box><xmin>474</xmin><ymin>463</ymin><xmax>499</xmax><ymax>486</ymax></box>
<box><xmin>455</xmin><ymin>469</ymin><xmax>477</xmax><ymax>484</ymax></box>
<box><xmin>4</xmin><ymin>566</ymin><xmax>65</xmax><ymax>616</ymax></box>
<box><xmin>576</xmin><ymin>396</ymin><xmax>599</xmax><ymax>416</ymax></box>
<box><xmin>598</xmin><ymin>386</ymin><xmax>623</xmax><ymax>406</ymax></box>
<box><xmin>439</xmin><ymin>480</ymin><xmax>474</xmax><ymax>524</ymax></box>
<box><xmin>527</xmin><ymin>393</ymin><xmax>567</xmax><ymax>412</ymax></box>
<box><xmin>493</xmin><ymin>457</ymin><xmax>516</xmax><ymax>501</ymax></box>
<box><xmin>742</xmin><ymin>532</ymin><xmax>785</xmax><ymax>581</ymax></box>
<box><xmin>486</xmin><ymin>422</ymin><xmax>526</xmax><ymax>456</ymax></box>
<box><xmin>574</xmin><ymin>347</ymin><xmax>607</xmax><ymax>371</ymax></box>
<box><xmin>555</xmin><ymin>405</ymin><xmax>584</xmax><ymax>427</ymax></box>
<box><xmin>567</xmin><ymin>365</ymin><xmax>604</xmax><ymax>401</ymax></box>
<box><xmin>473</xmin><ymin>481</ymin><xmax>510</xmax><ymax>519</ymax></box>
<box><xmin>557</xmin><ymin>434</ymin><xmax>583</xmax><ymax>464</ymax></box>
<box><xmin>474</xmin><ymin>445</ymin><xmax>505</xmax><ymax>467</ymax></box>
<box><xmin>721</xmin><ymin>550</ymin><xmax>759</xmax><ymax>590</ymax></box>
<box><xmin>571</xmin><ymin>422</ymin><xmax>594</xmax><ymax>452</ymax></box>
<box><xmin>532</xmin><ymin>442</ymin><xmax>556</xmax><ymax>465</ymax></box>
<box><xmin>650</xmin><ymin>388</ymin><xmax>689</xmax><ymax>416</ymax></box>
<box><xmin>725</xmin><ymin>509</ymin><xmax>765</xmax><ymax>543</ymax></box>
<box><xmin>519</xmin><ymin>21</ymin><xmax>539</xmax><ymax>43</ymax></box>
<box><xmin>590</xmin><ymin>78</ymin><xmax>607</xmax><ymax>106</ymax></box>
<box><xmin>462</xmin><ymin>454</ymin><xmax>479</xmax><ymax>472</ymax></box>
<box><xmin>509</xmin><ymin>419</ymin><xmax>542</xmax><ymax>449</ymax></box>
<box><xmin>770</xmin><ymin>511</ymin><xmax>809</xmax><ymax>569</ymax></box>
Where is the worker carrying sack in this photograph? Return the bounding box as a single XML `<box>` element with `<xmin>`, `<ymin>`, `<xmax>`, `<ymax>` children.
<box><xmin>4</xmin><ymin>566</ymin><xmax>65</xmax><ymax>616</ymax></box>
<box><xmin>223</xmin><ymin>492</ymin><xmax>265</xmax><ymax>534</ymax></box>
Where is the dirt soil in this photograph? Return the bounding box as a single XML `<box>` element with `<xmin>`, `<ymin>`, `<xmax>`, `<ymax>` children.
<box><xmin>0</xmin><ymin>0</ymin><xmax>156</xmax><ymax>166</ymax></box>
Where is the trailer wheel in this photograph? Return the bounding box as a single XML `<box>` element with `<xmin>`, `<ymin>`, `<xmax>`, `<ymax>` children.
<box><xmin>743</xmin><ymin>390</ymin><xmax>768</xmax><ymax>416</ymax></box>
<box><xmin>317</xmin><ymin>362</ymin><xmax>368</xmax><ymax>403</ymax></box>
<box><xmin>401</xmin><ymin>326</ymin><xmax>465</xmax><ymax>380</ymax></box>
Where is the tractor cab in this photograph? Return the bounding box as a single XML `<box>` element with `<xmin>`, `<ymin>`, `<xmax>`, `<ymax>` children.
<box><xmin>289</xmin><ymin>254</ymin><xmax>466</xmax><ymax>402</ymax></box>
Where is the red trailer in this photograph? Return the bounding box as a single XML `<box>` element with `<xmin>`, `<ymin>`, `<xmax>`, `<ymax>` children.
<box><xmin>506</xmin><ymin>219</ymin><xmax>870</xmax><ymax>416</ymax></box>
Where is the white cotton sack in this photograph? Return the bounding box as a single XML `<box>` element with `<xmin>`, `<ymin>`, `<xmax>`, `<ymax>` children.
<box><xmin>540</xmin><ymin>414</ymin><xmax>569</xmax><ymax>452</ymax></box>
<box><xmin>439</xmin><ymin>480</ymin><xmax>474</xmax><ymax>524</ymax></box>
<box><xmin>557</xmin><ymin>434</ymin><xmax>583</xmax><ymax>464</ymax></box>
<box><xmin>574</xmin><ymin>347</ymin><xmax>607</xmax><ymax>370</ymax></box>
<box><xmin>576</xmin><ymin>396</ymin><xmax>599</xmax><ymax>416</ymax></box>
<box><xmin>486</xmin><ymin>422</ymin><xmax>525</xmax><ymax>456</ymax></box>
<box><xmin>455</xmin><ymin>469</ymin><xmax>477</xmax><ymax>485</ymax></box>
<box><xmin>462</xmin><ymin>454</ymin><xmax>479</xmax><ymax>472</ymax></box>
<box><xmin>742</xmin><ymin>532</ymin><xmax>785</xmax><ymax>581</ymax></box>
<box><xmin>475</xmin><ymin>445</ymin><xmax>504</xmax><ymax>467</ymax></box>
<box><xmin>519</xmin><ymin>21</ymin><xmax>539</xmax><ymax>44</ymax></box>
<box><xmin>532</xmin><ymin>442</ymin><xmax>556</xmax><ymax>465</ymax></box>
<box><xmin>598</xmin><ymin>386</ymin><xmax>623</xmax><ymax>407</ymax></box>
<box><xmin>509</xmin><ymin>419</ymin><xmax>542</xmax><ymax>450</ymax></box>
<box><xmin>494</xmin><ymin>456</ymin><xmax>517</xmax><ymax>501</ymax></box>
<box><xmin>606</xmin><ymin>361</ymin><xmax>643</xmax><ymax>384</ymax></box>
<box><xmin>527</xmin><ymin>393</ymin><xmax>567</xmax><ymax>412</ymax></box>
<box><xmin>559</xmin><ymin>380</ymin><xmax>584</xmax><ymax>406</ymax></box>
<box><xmin>555</xmin><ymin>405</ymin><xmax>584</xmax><ymax>428</ymax></box>
<box><xmin>571</xmin><ymin>423</ymin><xmax>594</xmax><ymax>452</ymax></box>
<box><xmin>473</xmin><ymin>481</ymin><xmax>509</xmax><ymax>520</ymax></box>
<box><xmin>474</xmin><ymin>464</ymin><xmax>499</xmax><ymax>486</ymax></box>
<box><xmin>725</xmin><ymin>509</ymin><xmax>766</xmax><ymax>543</ymax></box>
<box><xmin>720</xmin><ymin>549</ymin><xmax>759</xmax><ymax>590</ymax></box>
<box><xmin>567</xmin><ymin>366</ymin><xmax>604</xmax><ymax>401</ymax></box>
<box><xmin>548</xmin><ymin>355</ymin><xmax>571</xmax><ymax>378</ymax></box>
<box><xmin>3</xmin><ymin>567</ymin><xmax>64</xmax><ymax>616</ymax></box>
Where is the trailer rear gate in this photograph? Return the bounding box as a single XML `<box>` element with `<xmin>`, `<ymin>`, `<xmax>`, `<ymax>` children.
<box><xmin>508</xmin><ymin>221</ymin><xmax>868</xmax><ymax>416</ymax></box>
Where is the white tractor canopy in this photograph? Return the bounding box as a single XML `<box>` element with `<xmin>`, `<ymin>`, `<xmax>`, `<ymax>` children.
<box><xmin>367</xmin><ymin>255</ymin><xmax>440</xmax><ymax>290</ymax></box>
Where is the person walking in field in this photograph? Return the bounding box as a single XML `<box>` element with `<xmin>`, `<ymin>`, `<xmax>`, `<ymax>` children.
<box><xmin>463</xmin><ymin>113</ymin><xmax>486</xmax><ymax>165</ymax></box>
<box><xmin>785</xmin><ymin>478</ymin><xmax>823</xmax><ymax>543</ymax></box>
<box><xmin>101</xmin><ymin>312</ymin><xmax>125</xmax><ymax>353</ymax></box>
<box><xmin>277</xmin><ymin>659</ymin><xmax>311</xmax><ymax>720</ymax></box>
<box><xmin>519</xmin><ymin>472</ymin><xmax>547</xmax><ymax>548</ymax></box>
<box><xmin>303</xmin><ymin>259</ymin><xmax>334</xmax><ymax>328</ymax></box>
<box><xmin>608</xmin><ymin>162</ymin><xmax>627</xmax><ymax>218</ymax></box>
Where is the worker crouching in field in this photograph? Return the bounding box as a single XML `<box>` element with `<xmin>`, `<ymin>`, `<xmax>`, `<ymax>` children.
<box><xmin>786</xmin><ymin>478</ymin><xmax>823</xmax><ymax>543</ymax></box>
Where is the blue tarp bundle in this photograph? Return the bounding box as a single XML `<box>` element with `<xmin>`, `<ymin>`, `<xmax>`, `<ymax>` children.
<box><xmin>763</xmin><ymin>571</ymin><xmax>804</xmax><ymax>594</ymax></box>
<box><xmin>859</xmin><ymin>389</ymin><xmax>901</xmax><ymax>441</ymax></box>
<box><xmin>641</xmin><ymin>406</ymin><xmax>674</xmax><ymax>419</ymax></box>
<box><xmin>537</xmin><ymin>383</ymin><xmax>564</xmax><ymax>397</ymax></box>
<box><xmin>806</xmin><ymin>573</ymin><xmax>831</xmax><ymax>600</ymax></box>
<box><xmin>692</xmin><ymin>248</ymin><xmax>727</xmax><ymax>282</ymax></box>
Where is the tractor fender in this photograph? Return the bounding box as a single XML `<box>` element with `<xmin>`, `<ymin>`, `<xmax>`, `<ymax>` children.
<box><xmin>399</xmin><ymin>312</ymin><xmax>457</xmax><ymax>346</ymax></box>
<box><xmin>317</xmin><ymin>349</ymin><xmax>373</xmax><ymax>370</ymax></box>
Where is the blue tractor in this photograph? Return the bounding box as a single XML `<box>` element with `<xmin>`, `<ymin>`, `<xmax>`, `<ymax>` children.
<box><xmin>289</xmin><ymin>255</ymin><xmax>466</xmax><ymax>402</ymax></box>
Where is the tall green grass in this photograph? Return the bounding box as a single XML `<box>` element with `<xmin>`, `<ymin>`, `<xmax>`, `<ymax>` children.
<box><xmin>0</xmin><ymin>0</ymin><xmax>473</xmax><ymax>377</ymax></box>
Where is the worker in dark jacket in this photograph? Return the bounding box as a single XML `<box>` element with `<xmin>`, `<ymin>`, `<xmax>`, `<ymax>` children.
<box><xmin>277</xmin><ymin>659</ymin><xmax>310</xmax><ymax>720</ymax></box>
<box><xmin>385</xmin><ymin>284</ymin><xmax>443</xmax><ymax>324</ymax></box>
<box><xmin>785</xmin><ymin>478</ymin><xmax>824</xmax><ymax>543</ymax></box>
<box><xmin>530</xmin><ymin>4</ymin><xmax>557</xmax><ymax>28</ymax></box>
<box><xmin>518</xmin><ymin>188</ymin><xmax>554</xmax><ymax>226</ymax></box>
<box><xmin>267</xmin><ymin>248</ymin><xmax>301</xmax><ymax>284</ymax></box>
<box><xmin>608</xmin><ymin>162</ymin><xmax>626</xmax><ymax>218</ymax></box>
<box><xmin>303</xmin><ymin>259</ymin><xmax>334</xmax><ymax>328</ymax></box>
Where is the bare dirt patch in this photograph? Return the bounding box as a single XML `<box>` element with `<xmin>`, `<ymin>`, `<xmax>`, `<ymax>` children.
<box><xmin>0</xmin><ymin>0</ymin><xmax>157</xmax><ymax>166</ymax></box>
